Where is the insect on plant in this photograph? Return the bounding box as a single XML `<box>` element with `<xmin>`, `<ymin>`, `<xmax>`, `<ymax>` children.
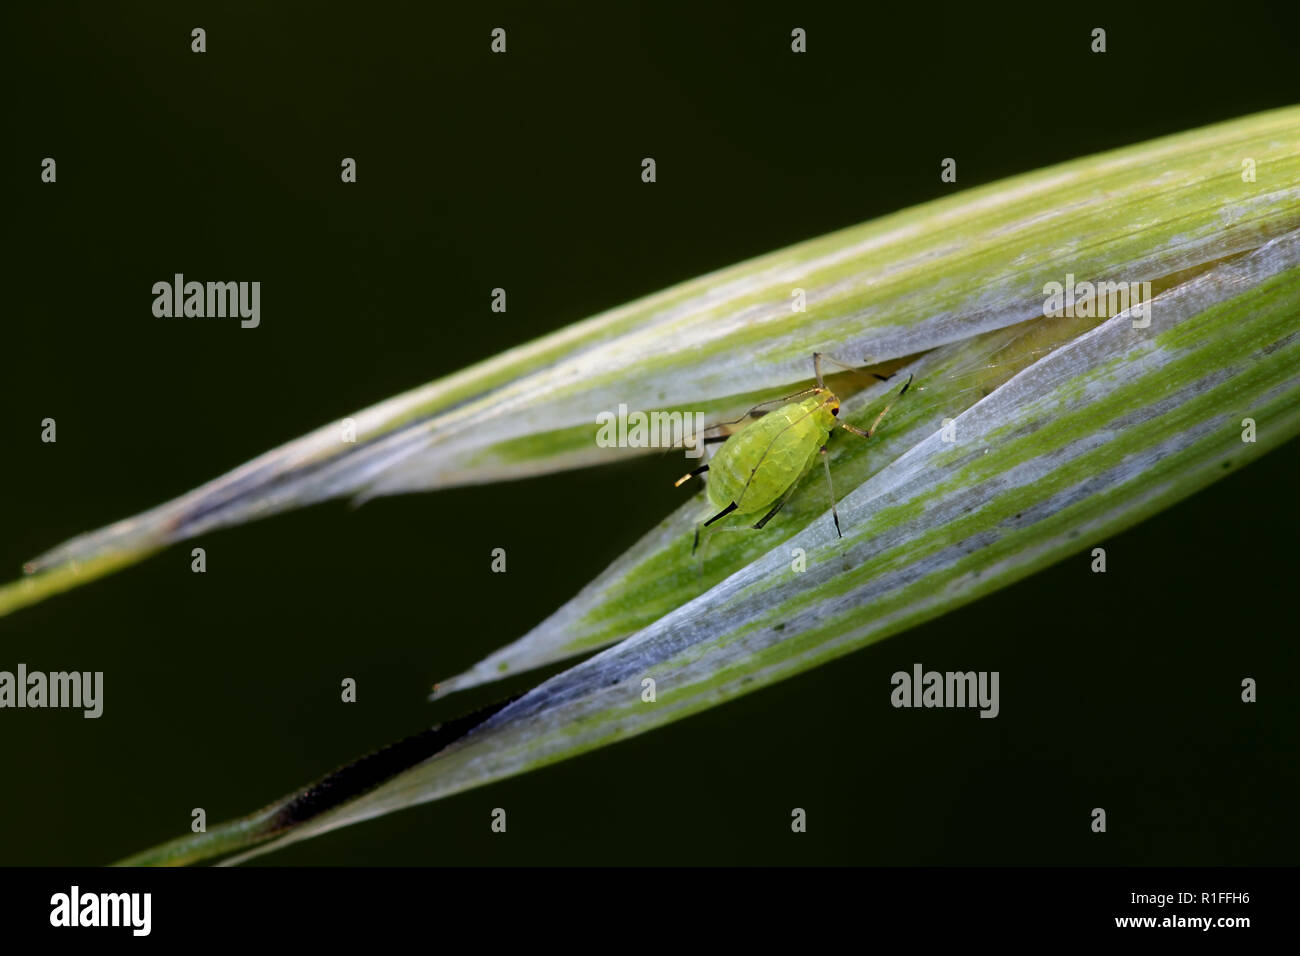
<box><xmin>675</xmin><ymin>352</ymin><xmax>912</xmax><ymax>551</ymax></box>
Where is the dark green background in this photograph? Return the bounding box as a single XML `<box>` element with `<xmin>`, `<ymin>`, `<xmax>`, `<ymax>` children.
<box><xmin>2</xmin><ymin>2</ymin><xmax>1297</xmax><ymax>865</ymax></box>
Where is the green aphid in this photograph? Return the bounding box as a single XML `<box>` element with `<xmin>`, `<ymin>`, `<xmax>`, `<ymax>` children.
<box><xmin>676</xmin><ymin>353</ymin><xmax>911</xmax><ymax>551</ymax></box>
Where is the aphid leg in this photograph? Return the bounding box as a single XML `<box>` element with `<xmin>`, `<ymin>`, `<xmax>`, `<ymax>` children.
<box><xmin>839</xmin><ymin>374</ymin><xmax>913</xmax><ymax>440</ymax></box>
<box><xmin>695</xmin><ymin>389</ymin><xmax>821</xmax><ymax>445</ymax></box>
<box><xmin>814</xmin><ymin>351</ymin><xmax>865</xmax><ymax>382</ymax></box>
<box><xmin>704</xmin><ymin>501</ymin><xmax>739</xmax><ymax>527</ymax></box>
<box><xmin>685</xmin><ymin>392</ymin><xmax>817</xmax><ymax>456</ymax></box>
<box><xmin>674</xmin><ymin>464</ymin><xmax>710</xmax><ymax>487</ymax></box>
<box><xmin>815</xmin><ymin>351</ymin><xmax>905</xmax><ymax>388</ymax></box>
<box><xmin>819</xmin><ymin>445</ymin><xmax>843</xmax><ymax>538</ymax></box>
<box><xmin>753</xmin><ymin>501</ymin><xmax>784</xmax><ymax>530</ymax></box>
<box><xmin>753</xmin><ymin>488</ymin><xmax>797</xmax><ymax>530</ymax></box>
<box><xmin>695</xmin><ymin>502</ymin><xmax>739</xmax><ymax>562</ymax></box>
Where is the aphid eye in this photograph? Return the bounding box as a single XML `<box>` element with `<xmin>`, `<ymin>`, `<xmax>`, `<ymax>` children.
<box><xmin>831</xmin><ymin>407</ymin><xmax>839</xmax><ymax>416</ymax></box>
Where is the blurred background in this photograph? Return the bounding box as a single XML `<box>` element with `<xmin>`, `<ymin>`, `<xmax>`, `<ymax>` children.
<box><xmin>2</xmin><ymin>1</ymin><xmax>1297</xmax><ymax>864</ymax></box>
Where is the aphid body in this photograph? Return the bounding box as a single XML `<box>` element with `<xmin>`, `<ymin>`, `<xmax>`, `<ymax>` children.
<box><xmin>677</xmin><ymin>353</ymin><xmax>911</xmax><ymax>548</ymax></box>
<box><xmin>706</xmin><ymin>390</ymin><xmax>839</xmax><ymax>519</ymax></box>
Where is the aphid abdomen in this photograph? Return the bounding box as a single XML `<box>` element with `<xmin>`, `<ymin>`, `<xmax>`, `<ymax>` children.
<box><xmin>706</xmin><ymin>399</ymin><xmax>831</xmax><ymax>517</ymax></box>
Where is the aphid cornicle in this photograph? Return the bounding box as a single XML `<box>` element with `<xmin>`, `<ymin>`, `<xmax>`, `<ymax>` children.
<box><xmin>676</xmin><ymin>352</ymin><xmax>911</xmax><ymax>551</ymax></box>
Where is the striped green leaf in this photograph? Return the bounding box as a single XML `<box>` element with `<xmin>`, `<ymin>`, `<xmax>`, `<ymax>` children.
<box><xmin>112</xmin><ymin>107</ymin><xmax>1300</xmax><ymax>864</ymax></box>
<box><xmin>5</xmin><ymin>105</ymin><xmax>1299</xmax><ymax>619</ymax></box>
